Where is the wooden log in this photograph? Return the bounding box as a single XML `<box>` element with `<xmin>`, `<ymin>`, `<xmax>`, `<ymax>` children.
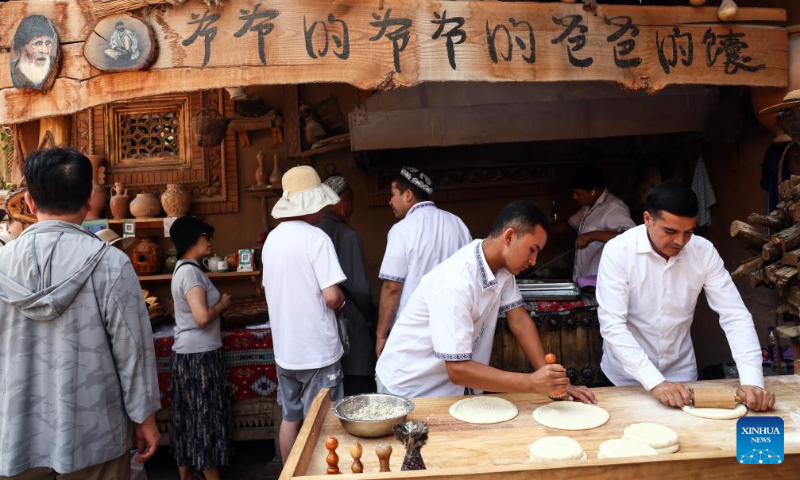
<box><xmin>775</xmin><ymin>266</ymin><xmax>798</xmax><ymax>295</ymax></box>
<box><xmin>784</xmin><ymin>248</ymin><xmax>800</xmax><ymax>266</ymax></box>
<box><xmin>748</xmin><ymin>213</ymin><xmax>788</xmax><ymax>231</ymax></box>
<box><xmin>772</xmin><ymin>223</ymin><xmax>800</xmax><ymax>251</ymax></box>
<box><xmin>788</xmin><ymin>286</ymin><xmax>800</xmax><ymax>308</ymax></box>
<box><xmin>792</xmin><ymin>175</ymin><xmax>800</xmax><ymax>187</ymax></box>
<box><xmin>750</xmin><ymin>269</ymin><xmax>766</xmax><ymax>288</ymax></box>
<box><xmin>731</xmin><ymin>256</ymin><xmax>764</xmax><ymax>280</ymax></box>
<box><xmin>763</xmin><ymin>242</ymin><xmax>783</xmax><ymax>262</ymax></box>
<box><xmin>763</xmin><ymin>263</ymin><xmax>782</xmax><ymax>285</ymax></box>
<box><xmin>776</xmin><ymin>303</ymin><xmax>799</xmax><ymax>316</ymax></box>
<box><xmin>731</xmin><ymin>220</ymin><xmax>769</xmax><ymax>248</ymax></box>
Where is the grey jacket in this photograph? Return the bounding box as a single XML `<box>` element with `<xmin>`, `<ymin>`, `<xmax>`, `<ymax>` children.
<box><xmin>316</xmin><ymin>212</ymin><xmax>376</xmax><ymax>376</ymax></box>
<box><xmin>0</xmin><ymin>221</ymin><xmax>160</xmax><ymax>476</ymax></box>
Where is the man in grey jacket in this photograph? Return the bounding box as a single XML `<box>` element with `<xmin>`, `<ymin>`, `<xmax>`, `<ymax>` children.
<box><xmin>0</xmin><ymin>148</ymin><xmax>161</xmax><ymax>479</ymax></box>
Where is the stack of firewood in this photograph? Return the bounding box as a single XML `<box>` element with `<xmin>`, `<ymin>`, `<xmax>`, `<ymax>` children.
<box><xmin>731</xmin><ymin>175</ymin><xmax>800</xmax><ymax>314</ymax></box>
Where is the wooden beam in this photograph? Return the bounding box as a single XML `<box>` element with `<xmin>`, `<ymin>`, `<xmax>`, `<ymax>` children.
<box><xmin>0</xmin><ymin>1</ymin><xmax>788</xmax><ymax>125</ymax></box>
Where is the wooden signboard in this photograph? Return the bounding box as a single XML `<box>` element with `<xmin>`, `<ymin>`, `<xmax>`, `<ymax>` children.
<box><xmin>83</xmin><ymin>14</ymin><xmax>158</xmax><ymax>71</ymax></box>
<box><xmin>8</xmin><ymin>15</ymin><xmax>60</xmax><ymax>91</ymax></box>
<box><xmin>0</xmin><ymin>0</ymin><xmax>789</xmax><ymax>124</ymax></box>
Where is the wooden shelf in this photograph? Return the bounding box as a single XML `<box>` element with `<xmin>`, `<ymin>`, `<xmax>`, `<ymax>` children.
<box><xmin>138</xmin><ymin>270</ymin><xmax>261</xmax><ymax>282</ymax></box>
<box><xmin>297</xmin><ymin>141</ymin><xmax>349</xmax><ymax>159</ymax></box>
<box><xmin>108</xmin><ymin>218</ymin><xmax>165</xmax><ymax>229</ymax></box>
<box><xmin>244</xmin><ymin>186</ymin><xmax>283</xmax><ymax>198</ymax></box>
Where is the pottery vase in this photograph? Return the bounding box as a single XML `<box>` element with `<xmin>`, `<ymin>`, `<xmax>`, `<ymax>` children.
<box><xmin>164</xmin><ymin>249</ymin><xmax>178</xmax><ymax>273</ymax></box>
<box><xmin>131</xmin><ymin>237</ymin><xmax>164</xmax><ymax>275</ymax></box>
<box><xmin>85</xmin><ymin>155</ymin><xmax>107</xmax><ymax>186</ymax></box>
<box><xmin>160</xmin><ymin>183</ymin><xmax>191</xmax><ymax>217</ymax></box>
<box><xmin>85</xmin><ymin>184</ymin><xmax>108</xmax><ymax>220</ymax></box>
<box><xmin>269</xmin><ymin>154</ymin><xmax>283</xmax><ymax>189</ymax></box>
<box><xmin>109</xmin><ymin>182</ymin><xmax>130</xmax><ymax>219</ymax></box>
<box><xmin>130</xmin><ymin>192</ymin><xmax>161</xmax><ymax>218</ymax></box>
<box><xmin>255</xmin><ymin>151</ymin><xmax>267</xmax><ymax>186</ymax></box>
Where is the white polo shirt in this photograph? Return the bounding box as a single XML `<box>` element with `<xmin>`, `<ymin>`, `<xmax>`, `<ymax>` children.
<box><xmin>379</xmin><ymin>201</ymin><xmax>472</xmax><ymax>323</ymax></box>
<box><xmin>597</xmin><ymin>225</ymin><xmax>763</xmax><ymax>390</ymax></box>
<box><xmin>568</xmin><ymin>190</ymin><xmax>635</xmax><ymax>281</ymax></box>
<box><xmin>376</xmin><ymin>240</ymin><xmax>524</xmax><ymax>398</ymax></box>
<box><xmin>262</xmin><ymin>220</ymin><xmax>347</xmax><ymax>370</ymax></box>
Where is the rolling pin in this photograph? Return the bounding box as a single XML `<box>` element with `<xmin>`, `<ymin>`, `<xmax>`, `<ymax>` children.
<box><xmin>689</xmin><ymin>388</ymin><xmax>744</xmax><ymax>409</ymax></box>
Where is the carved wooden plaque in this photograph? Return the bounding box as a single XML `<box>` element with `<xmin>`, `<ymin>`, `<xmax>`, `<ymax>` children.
<box><xmin>9</xmin><ymin>15</ymin><xmax>60</xmax><ymax>91</ymax></box>
<box><xmin>84</xmin><ymin>14</ymin><xmax>157</xmax><ymax>72</ymax></box>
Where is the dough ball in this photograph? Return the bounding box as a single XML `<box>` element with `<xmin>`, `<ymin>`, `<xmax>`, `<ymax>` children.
<box><xmin>681</xmin><ymin>403</ymin><xmax>747</xmax><ymax>420</ymax></box>
<box><xmin>528</xmin><ymin>436</ymin><xmax>586</xmax><ymax>461</ymax></box>
<box><xmin>449</xmin><ymin>396</ymin><xmax>518</xmax><ymax>424</ymax></box>
<box><xmin>597</xmin><ymin>439</ymin><xmax>659</xmax><ymax>459</ymax></box>
<box><xmin>532</xmin><ymin>401</ymin><xmax>610</xmax><ymax>430</ymax></box>
<box><xmin>623</xmin><ymin>423</ymin><xmax>679</xmax><ymax>450</ymax></box>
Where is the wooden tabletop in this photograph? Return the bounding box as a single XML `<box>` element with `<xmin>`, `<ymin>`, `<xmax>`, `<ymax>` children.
<box><xmin>293</xmin><ymin>377</ymin><xmax>800</xmax><ymax>478</ymax></box>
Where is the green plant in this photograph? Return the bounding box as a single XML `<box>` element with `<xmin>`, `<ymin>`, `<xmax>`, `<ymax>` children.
<box><xmin>0</xmin><ymin>126</ymin><xmax>13</xmax><ymax>156</ymax></box>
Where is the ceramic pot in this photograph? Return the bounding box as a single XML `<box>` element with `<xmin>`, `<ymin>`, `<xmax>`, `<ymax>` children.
<box><xmin>109</xmin><ymin>182</ymin><xmax>130</xmax><ymax>219</ymax></box>
<box><xmin>85</xmin><ymin>155</ymin><xmax>107</xmax><ymax>185</ymax></box>
<box><xmin>130</xmin><ymin>192</ymin><xmax>161</xmax><ymax>218</ymax></box>
<box><xmin>255</xmin><ymin>151</ymin><xmax>267</xmax><ymax>186</ymax></box>
<box><xmin>753</xmin><ymin>26</ymin><xmax>800</xmax><ymax>142</ymax></box>
<box><xmin>164</xmin><ymin>249</ymin><xmax>178</xmax><ymax>273</ymax></box>
<box><xmin>85</xmin><ymin>184</ymin><xmax>108</xmax><ymax>220</ymax></box>
<box><xmin>269</xmin><ymin>154</ymin><xmax>283</xmax><ymax>189</ymax></box>
<box><xmin>131</xmin><ymin>237</ymin><xmax>164</xmax><ymax>275</ymax></box>
<box><xmin>160</xmin><ymin>183</ymin><xmax>191</xmax><ymax>217</ymax></box>
<box><xmin>226</xmin><ymin>253</ymin><xmax>239</xmax><ymax>271</ymax></box>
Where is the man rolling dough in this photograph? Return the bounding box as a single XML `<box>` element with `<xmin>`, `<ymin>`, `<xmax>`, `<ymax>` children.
<box><xmin>596</xmin><ymin>182</ymin><xmax>774</xmax><ymax>411</ymax></box>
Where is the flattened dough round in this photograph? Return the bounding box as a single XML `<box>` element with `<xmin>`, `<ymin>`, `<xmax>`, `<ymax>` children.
<box><xmin>597</xmin><ymin>439</ymin><xmax>659</xmax><ymax>459</ymax></box>
<box><xmin>449</xmin><ymin>396</ymin><xmax>518</xmax><ymax>424</ymax></box>
<box><xmin>528</xmin><ymin>436</ymin><xmax>586</xmax><ymax>461</ymax></box>
<box><xmin>623</xmin><ymin>423</ymin><xmax>679</xmax><ymax>449</ymax></box>
<box><xmin>681</xmin><ymin>403</ymin><xmax>747</xmax><ymax>420</ymax></box>
<box><xmin>655</xmin><ymin>444</ymin><xmax>680</xmax><ymax>454</ymax></box>
<box><xmin>532</xmin><ymin>402</ymin><xmax>610</xmax><ymax>430</ymax></box>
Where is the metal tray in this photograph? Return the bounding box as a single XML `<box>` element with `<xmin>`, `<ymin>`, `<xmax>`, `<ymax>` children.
<box><xmin>516</xmin><ymin>281</ymin><xmax>581</xmax><ymax>301</ymax></box>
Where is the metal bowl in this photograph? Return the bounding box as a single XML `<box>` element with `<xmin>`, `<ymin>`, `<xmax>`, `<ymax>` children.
<box><xmin>331</xmin><ymin>393</ymin><xmax>415</xmax><ymax>438</ymax></box>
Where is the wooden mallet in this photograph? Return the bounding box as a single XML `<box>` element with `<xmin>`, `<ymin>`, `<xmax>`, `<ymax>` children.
<box><xmin>689</xmin><ymin>388</ymin><xmax>744</xmax><ymax>409</ymax></box>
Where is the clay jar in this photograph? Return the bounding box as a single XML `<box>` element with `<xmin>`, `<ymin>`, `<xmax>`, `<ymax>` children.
<box><xmin>130</xmin><ymin>192</ymin><xmax>161</xmax><ymax>218</ymax></box>
<box><xmin>85</xmin><ymin>184</ymin><xmax>108</xmax><ymax>220</ymax></box>
<box><xmin>161</xmin><ymin>183</ymin><xmax>191</xmax><ymax>217</ymax></box>
<box><xmin>131</xmin><ymin>237</ymin><xmax>164</xmax><ymax>275</ymax></box>
<box><xmin>109</xmin><ymin>182</ymin><xmax>130</xmax><ymax>219</ymax></box>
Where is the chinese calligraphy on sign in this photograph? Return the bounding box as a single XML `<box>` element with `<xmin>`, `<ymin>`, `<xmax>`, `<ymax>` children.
<box><xmin>0</xmin><ymin>0</ymin><xmax>787</xmax><ymax>125</ymax></box>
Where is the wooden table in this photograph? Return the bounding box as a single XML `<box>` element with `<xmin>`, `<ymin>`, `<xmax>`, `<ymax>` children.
<box><xmin>282</xmin><ymin>377</ymin><xmax>800</xmax><ymax>479</ymax></box>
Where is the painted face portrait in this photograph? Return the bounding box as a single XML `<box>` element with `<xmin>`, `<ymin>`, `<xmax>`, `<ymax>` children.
<box><xmin>10</xmin><ymin>15</ymin><xmax>58</xmax><ymax>90</ymax></box>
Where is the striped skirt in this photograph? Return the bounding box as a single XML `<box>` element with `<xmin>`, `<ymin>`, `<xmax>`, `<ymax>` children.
<box><xmin>170</xmin><ymin>349</ymin><xmax>233</xmax><ymax>471</ymax></box>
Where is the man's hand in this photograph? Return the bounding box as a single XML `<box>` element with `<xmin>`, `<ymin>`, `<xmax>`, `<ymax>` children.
<box><xmin>528</xmin><ymin>364</ymin><xmax>570</xmax><ymax>395</ymax></box>
<box><xmin>651</xmin><ymin>381</ymin><xmax>692</xmax><ymax>407</ymax></box>
<box><xmin>564</xmin><ymin>384</ymin><xmax>597</xmax><ymax>404</ymax></box>
<box><xmin>575</xmin><ymin>233</ymin><xmax>595</xmax><ymax>250</ymax></box>
<box><xmin>135</xmin><ymin>414</ymin><xmax>160</xmax><ymax>463</ymax></box>
<box><xmin>737</xmin><ymin>385</ymin><xmax>775</xmax><ymax>412</ymax></box>
<box><xmin>375</xmin><ymin>336</ymin><xmax>388</xmax><ymax>359</ymax></box>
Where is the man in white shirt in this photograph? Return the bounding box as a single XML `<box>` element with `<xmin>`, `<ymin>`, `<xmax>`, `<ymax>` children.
<box><xmin>376</xmin><ymin>166</ymin><xmax>472</xmax><ymax>357</ymax></box>
<box><xmin>262</xmin><ymin>166</ymin><xmax>347</xmax><ymax>460</ymax></box>
<box><xmin>597</xmin><ymin>182</ymin><xmax>774</xmax><ymax>411</ymax></box>
<box><xmin>551</xmin><ymin>166</ymin><xmax>635</xmax><ymax>281</ymax></box>
<box><xmin>376</xmin><ymin>201</ymin><xmax>595</xmax><ymax>403</ymax></box>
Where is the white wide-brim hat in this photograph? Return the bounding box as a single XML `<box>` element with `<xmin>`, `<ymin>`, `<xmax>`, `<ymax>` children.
<box><xmin>272</xmin><ymin>166</ymin><xmax>340</xmax><ymax>219</ymax></box>
<box><xmin>96</xmin><ymin>228</ymin><xmax>136</xmax><ymax>250</ymax></box>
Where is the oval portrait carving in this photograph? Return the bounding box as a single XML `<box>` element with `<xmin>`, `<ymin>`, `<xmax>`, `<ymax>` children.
<box><xmin>9</xmin><ymin>15</ymin><xmax>60</xmax><ymax>91</ymax></box>
<box><xmin>84</xmin><ymin>14</ymin><xmax>158</xmax><ymax>72</ymax></box>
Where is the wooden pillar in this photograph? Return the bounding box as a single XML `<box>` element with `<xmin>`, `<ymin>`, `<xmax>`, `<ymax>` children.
<box><xmin>38</xmin><ymin>116</ymin><xmax>71</xmax><ymax>149</ymax></box>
